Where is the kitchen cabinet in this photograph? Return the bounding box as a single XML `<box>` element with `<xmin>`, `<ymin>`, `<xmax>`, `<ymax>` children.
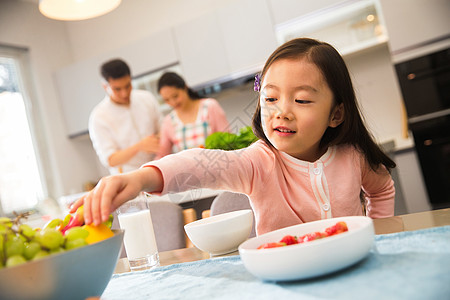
<box><xmin>268</xmin><ymin>0</ymin><xmax>346</xmax><ymax>26</ymax></box>
<box><xmin>395</xmin><ymin>148</ymin><xmax>432</xmax><ymax>213</ymax></box>
<box><xmin>173</xmin><ymin>13</ymin><xmax>229</xmax><ymax>87</ymax></box>
<box><xmin>274</xmin><ymin>0</ymin><xmax>389</xmax><ymax>58</ymax></box>
<box><xmin>173</xmin><ymin>0</ymin><xmax>277</xmax><ymax>87</ymax></box>
<box><xmin>111</xmin><ymin>28</ymin><xmax>178</xmax><ymax>77</ymax></box>
<box><xmin>217</xmin><ymin>0</ymin><xmax>277</xmax><ymax>75</ymax></box>
<box><xmin>378</xmin><ymin>0</ymin><xmax>450</xmax><ymax>55</ymax></box>
<box><xmin>55</xmin><ymin>57</ymin><xmax>104</xmax><ymax>137</ymax></box>
<box><xmin>55</xmin><ymin>28</ymin><xmax>178</xmax><ymax>137</ymax></box>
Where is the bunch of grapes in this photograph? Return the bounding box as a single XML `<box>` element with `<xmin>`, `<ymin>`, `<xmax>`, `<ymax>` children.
<box><xmin>0</xmin><ymin>209</ymin><xmax>113</xmax><ymax>269</ymax></box>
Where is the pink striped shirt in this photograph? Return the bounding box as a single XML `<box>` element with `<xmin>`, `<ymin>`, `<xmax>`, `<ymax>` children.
<box><xmin>145</xmin><ymin>140</ymin><xmax>395</xmax><ymax>235</ymax></box>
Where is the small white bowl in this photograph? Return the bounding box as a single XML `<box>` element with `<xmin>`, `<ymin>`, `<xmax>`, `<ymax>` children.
<box><xmin>239</xmin><ymin>216</ymin><xmax>374</xmax><ymax>281</ymax></box>
<box><xmin>184</xmin><ymin>209</ymin><xmax>253</xmax><ymax>256</ymax></box>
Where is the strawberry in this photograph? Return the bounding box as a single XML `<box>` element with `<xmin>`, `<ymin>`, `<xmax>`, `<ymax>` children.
<box><xmin>257</xmin><ymin>221</ymin><xmax>349</xmax><ymax>249</ymax></box>
<box><xmin>280</xmin><ymin>235</ymin><xmax>297</xmax><ymax>245</ymax></box>
<box><xmin>335</xmin><ymin>221</ymin><xmax>348</xmax><ymax>233</ymax></box>
<box><xmin>61</xmin><ymin>206</ymin><xmax>85</xmax><ymax>234</ymax></box>
<box><xmin>325</xmin><ymin>224</ymin><xmax>337</xmax><ymax>236</ymax></box>
<box><xmin>302</xmin><ymin>232</ymin><xmax>324</xmax><ymax>242</ymax></box>
<box><xmin>257</xmin><ymin>242</ymin><xmax>286</xmax><ymax>249</ymax></box>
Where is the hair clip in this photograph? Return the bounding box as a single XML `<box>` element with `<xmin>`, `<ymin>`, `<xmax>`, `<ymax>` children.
<box><xmin>254</xmin><ymin>73</ymin><xmax>261</xmax><ymax>92</ymax></box>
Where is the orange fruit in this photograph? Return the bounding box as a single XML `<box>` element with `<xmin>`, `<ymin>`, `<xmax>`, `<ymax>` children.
<box><xmin>82</xmin><ymin>223</ymin><xmax>114</xmax><ymax>245</ymax></box>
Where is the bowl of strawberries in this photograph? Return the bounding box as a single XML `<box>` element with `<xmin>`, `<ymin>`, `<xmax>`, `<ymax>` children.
<box><xmin>238</xmin><ymin>216</ymin><xmax>374</xmax><ymax>281</ymax></box>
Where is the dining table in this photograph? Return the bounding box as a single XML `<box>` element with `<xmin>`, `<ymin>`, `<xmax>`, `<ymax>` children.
<box><xmin>104</xmin><ymin>208</ymin><xmax>450</xmax><ymax>299</ymax></box>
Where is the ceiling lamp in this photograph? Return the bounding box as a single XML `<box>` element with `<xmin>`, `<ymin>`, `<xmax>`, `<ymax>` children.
<box><xmin>39</xmin><ymin>0</ymin><xmax>122</xmax><ymax>21</ymax></box>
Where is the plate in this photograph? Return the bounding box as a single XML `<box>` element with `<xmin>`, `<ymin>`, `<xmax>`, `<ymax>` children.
<box><xmin>238</xmin><ymin>216</ymin><xmax>374</xmax><ymax>281</ymax></box>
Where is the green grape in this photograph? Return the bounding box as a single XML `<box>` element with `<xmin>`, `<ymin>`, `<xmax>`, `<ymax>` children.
<box><xmin>6</xmin><ymin>255</ymin><xmax>27</xmax><ymax>267</ymax></box>
<box><xmin>0</xmin><ymin>217</ymin><xmax>12</xmax><ymax>227</ymax></box>
<box><xmin>34</xmin><ymin>229</ymin><xmax>64</xmax><ymax>250</ymax></box>
<box><xmin>5</xmin><ymin>235</ymin><xmax>25</xmax><ymax>257</ymax></box>
<box><xmin>0</xmin><ymin>234</ymin><xmax>4</xmax><ymax>252</ymax></box>
<box><xmin>0</xmin><ymin>223</ymin><xmax>12</xmax><ymax>234</ymax></box>
<box><xmin>0</xmin><ymin>246</ymin><xmax>4</xmax><ymax>266</ymax></box>
<box><xmin>17</xmin><ymin>233</ymin><xmax>27</xmax><ymax>243</ymax></box>
<box><xmin>104</xmin><ymin>214</ymin><xmax>114</xmax><ymax>229</ymax></box>
<box><xmin>19</xmin><ymin>224</ymin><xmax>36</xmax><ymax>240</ymax></box>
<box><xmin>62</xmin><ymin>214</ymin><xmax>72</xmax><ymax>228</ymax></box>
<box><xmin>65</xmin><ymin>238</ymin><xmax>88</xmax><ymax>250</ymax></box>
<box><xmin>64</xmin><ymin>227</ymin><xmax>89</xmax><ymax>242</ymax></box>
<box><xmin>43</xmin><ymin>218</ymin><xmax>63</xmax><ymax>230</ymax></box>
<box><xmin>23</xmin><ymin>242</ymin><xmax>41</xmax><ymax>260</ymax></box>
<box><xmin>32</xmin><ymin>250</ymin><xmax>49</xmax><ymax>261</ymax></box>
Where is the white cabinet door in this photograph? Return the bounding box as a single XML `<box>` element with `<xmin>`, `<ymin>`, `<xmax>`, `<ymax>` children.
<box><xmin>55</xmin><ymin>57</ymin><xmax>104</xmax><ymax>137</ymax></box>
<box><xmin>174</xmin><ymin>0</ymin><xmax>278</xmax><ymax>87</ymax></box>
<box><xmin>395</xmin><ymin>149</ymin><xmax>431</xmax><ymax>213</ymax></box>
<box><xmin>107</xmin><ymin>28</ymin><xmax>178</xmax><ymax>77</ymax></box>
<box><xmin>268</xmin><ymin>0</ymin><xmax>346</xmax><ymax>25</ymax></box>
<box><xmin>173</xmin><ymin>13</ymin><xmax>230</xmax><ymax>87</ymax></box>
<box><xmin>379</xmin><ymin>0</ymin><xmax>450</xmax><ymax>54</ymax></box>
<box><xmin>218</xmin><ymin>0</ymin><xmax>277</xmax><ymax>74</ymax></box>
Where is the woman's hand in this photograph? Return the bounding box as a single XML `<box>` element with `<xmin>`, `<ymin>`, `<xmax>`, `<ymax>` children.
<box><xmin>70</xmin><ymin>167</ymin><xmax>163</xmax><ymax>225</ymax></box>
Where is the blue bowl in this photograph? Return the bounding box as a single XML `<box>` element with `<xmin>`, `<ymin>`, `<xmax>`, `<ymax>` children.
<box><xmin>0</xmin><ymin>230</ymin><xmax>124</xmax><ymax>300</ymax></box>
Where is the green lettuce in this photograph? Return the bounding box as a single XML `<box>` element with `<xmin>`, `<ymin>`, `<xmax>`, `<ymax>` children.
<box><xmin>205</xmin><ymin>126</ymin><xmax>258</xmax><ymax>150</ymax></box>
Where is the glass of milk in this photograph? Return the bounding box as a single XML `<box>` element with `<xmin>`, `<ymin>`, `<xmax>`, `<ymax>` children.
<box><xmin>117</xmin><ymin>193</ymin><xmax>160</xmax><ymax>271</ymax></box>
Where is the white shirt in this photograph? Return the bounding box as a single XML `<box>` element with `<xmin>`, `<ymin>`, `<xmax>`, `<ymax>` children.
<box><xmin>89</xmin><ymin>90</ymin><xmax>162</xmax><ymax>174</ymax></box>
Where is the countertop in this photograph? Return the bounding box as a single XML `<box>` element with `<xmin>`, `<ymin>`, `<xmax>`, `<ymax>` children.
<box><xmin>114</xmin><ymin>208</ymin><xmax>450</xmax><ymax>274</ymax></box>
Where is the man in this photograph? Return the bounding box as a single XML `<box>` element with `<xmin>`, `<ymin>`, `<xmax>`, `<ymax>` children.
<box><xmin>89</xmin><ymin>58</ymin><xmax>162</xmax><ymax>174</ymax></box>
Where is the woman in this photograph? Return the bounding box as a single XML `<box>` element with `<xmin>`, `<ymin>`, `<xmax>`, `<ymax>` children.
<box><xmin>155</xmin><ymin>72</ymin><xmax>229</xmax><ymax>158</ymax></box>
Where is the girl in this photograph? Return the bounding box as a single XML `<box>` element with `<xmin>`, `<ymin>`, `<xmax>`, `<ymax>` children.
<box><xmin>73</xmin><ymin>38</ymin><xmax>395</xmax><ymax>235</ymax></box>
<box><xmin>155</xmin><ymin>72</ymin><xmax>230</xmax><ymax>159</ymax></box>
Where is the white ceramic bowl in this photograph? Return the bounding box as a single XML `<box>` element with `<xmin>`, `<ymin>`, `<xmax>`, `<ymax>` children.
<box><xmin>239</xmin><ymin>216</ymin><xmax>374</xmax><ymax>281</ymax></box>
<box><xmin>0</xmin><ymin>230</ymin><xmax>124</xmax><ymax>300</ymax></box>
<box><xmin>184</xmin><ymin>209</ymin><xmax>253</xmax><ymax>256</ymax></box>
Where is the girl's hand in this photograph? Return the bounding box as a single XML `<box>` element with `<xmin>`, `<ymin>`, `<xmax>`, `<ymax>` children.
<box><xmin>70</xmin><ymin>167</ymin><xmax>163</xmax><ymax>225</ymax></box>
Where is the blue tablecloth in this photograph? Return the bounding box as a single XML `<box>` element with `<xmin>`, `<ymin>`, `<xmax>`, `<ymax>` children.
<box><xmin>102</xmin><ymin>226</ymin><xmax>450</xmax><ymax>300</ymax></box>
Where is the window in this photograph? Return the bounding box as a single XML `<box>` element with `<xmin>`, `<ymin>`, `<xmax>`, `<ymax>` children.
<box><xmin>0</xmin><ymin>46</ymin><xmax>46</xmax><ymax>216</ymax></box>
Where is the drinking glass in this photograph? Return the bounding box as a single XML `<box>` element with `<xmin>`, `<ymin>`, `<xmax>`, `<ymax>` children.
<box><xmin>117</xmin><ymin>193</ymin><xmax>159</xmax><ymax>271</ymax></box>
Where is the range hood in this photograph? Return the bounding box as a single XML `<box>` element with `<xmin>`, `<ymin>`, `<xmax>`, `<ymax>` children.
<box><xmin>192</xmin><ymin>66</ymin><xmax>261</xmax><ymax>98</ymax></box>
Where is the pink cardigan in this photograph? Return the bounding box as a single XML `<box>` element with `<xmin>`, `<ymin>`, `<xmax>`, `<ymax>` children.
<box><xmin>146</xmin><ymin>140</ymin><xmax>395</xmax><ymax>235</ymax></box>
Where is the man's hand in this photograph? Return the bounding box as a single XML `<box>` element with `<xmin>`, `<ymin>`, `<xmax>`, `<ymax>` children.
<box><xmin>138</xmin><ymin>135</ymin><xmax>160</xmax><ymax>153</ymax></box>
<box><xmin>108</xmin><ymin>135</ymin><xmax>160</xmax><ymax>167</ymax></box>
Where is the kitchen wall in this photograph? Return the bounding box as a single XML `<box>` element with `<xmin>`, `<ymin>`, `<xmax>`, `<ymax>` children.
<box><xmin>0</xmin><ymin>0</ymin><xmax>430</xmax><ymax>212</ymax></box>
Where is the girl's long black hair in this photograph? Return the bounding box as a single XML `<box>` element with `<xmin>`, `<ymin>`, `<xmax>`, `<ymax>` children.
<box><xmin>252</xmin><ymin>38</ymin><xmax>395</xmax><ymax>172</ymax></box>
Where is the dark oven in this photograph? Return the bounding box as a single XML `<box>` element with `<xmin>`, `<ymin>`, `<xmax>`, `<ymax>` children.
<box><xmin>395</xmin><ymin>47</ymin><xmax>450</xmax><ymax>209</ymax></box>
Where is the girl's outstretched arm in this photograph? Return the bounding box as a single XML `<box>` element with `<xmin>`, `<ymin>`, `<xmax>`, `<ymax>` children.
<box><xmin>70</xmin><ymin>166</ymin><xmax>163</xmax><ymax>225</ymax></box>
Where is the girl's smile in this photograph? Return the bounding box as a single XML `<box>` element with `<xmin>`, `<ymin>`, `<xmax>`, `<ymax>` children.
<box><xmin>274</xmin><ymin>126</ymin><xmax>296</xmax><ymax>136</ymax></box>
<box><xmin>260</xmin><ymin>57</ymin><xmax>343</xmax><ymax>162</ymax></box>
